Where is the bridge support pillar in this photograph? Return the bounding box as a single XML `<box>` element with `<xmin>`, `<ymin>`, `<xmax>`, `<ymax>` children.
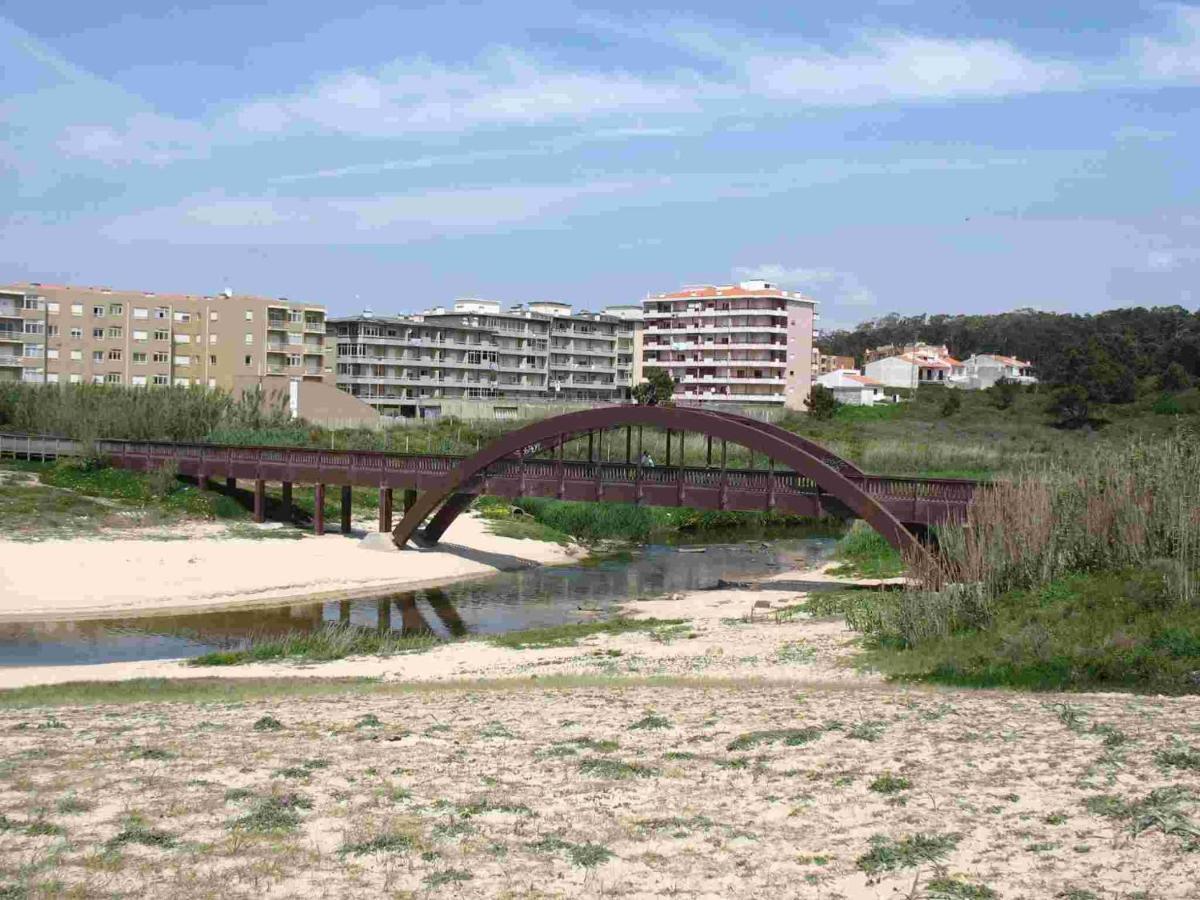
<box><xmin>338</xmin><ymin>600</ymin><xmax>350</xmax><ymax>625</ymax></box>
<box><xmin>225</xmin><ymin>476</ymin><xmax>236</xmax><ymax>491</ymax></box>
<box><xmin>280</xmin><ymin>481</ymin><xmax>293</xmax><ymax>522</ymax></box>
<box><xmin>379</xmin><ymin>487</ymin><xmax>393</xmax><ymax>532</ymax></box>
<box><xmin>253</xmin><ymin>480</ymin><xmax>265</xmax><ymax>523</ymax></box>
<box><xmin>376</xmin><ymin>599</ymin><xmax>391</xmax><ymax>632</ymax></box>
<box><xmin>314</xmin><ymin>484</ymin><xmax>325</xmax><ymax>535</ymax></box>
<box><xmin>402</xmin><ymin>489</ymin><xmax>417</xmax><ymax>513</ymax></box>
<box><xmin>341</xmin><ymin>485</ymin><xmax>353</xmax><ymax>534</ymax></box>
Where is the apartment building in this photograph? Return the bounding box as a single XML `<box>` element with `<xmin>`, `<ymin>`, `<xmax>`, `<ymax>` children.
<box><xmin>330</xmin><ymin>299</ymin><xmax>643</xmax><ymax>418</ymax></box>
<box><xmin>0</xmin><ymin>283</ymin><xmax>330</xmax><ymax>389</ymax></box>
<box><xmin>812</xmin><ymin>350</ymin><xmax>856</xmax><ymax>376</ymax></box>
<box><xmin>641</xmin><ymin>280</ymin><xmax>816</xmax><ymax>409</ymax></box>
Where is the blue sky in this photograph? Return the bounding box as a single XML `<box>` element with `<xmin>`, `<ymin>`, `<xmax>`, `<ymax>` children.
<box><xmin>1</xmin><ymin>1</ymin><xmax>1197</xmax><ymax>327</ymax></box>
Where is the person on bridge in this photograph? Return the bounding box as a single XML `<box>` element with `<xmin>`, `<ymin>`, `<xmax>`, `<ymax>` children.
<box><xmin>640</xmin><ymin>451</ymin><xmax>655</xmax><ymax>467</ymax></box>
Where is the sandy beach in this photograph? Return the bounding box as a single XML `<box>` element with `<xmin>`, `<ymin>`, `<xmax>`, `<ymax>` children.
<box><xmin>0</xmin><ymin>512</ymin><xmax>580</xmax><ymax>623</ymax></box>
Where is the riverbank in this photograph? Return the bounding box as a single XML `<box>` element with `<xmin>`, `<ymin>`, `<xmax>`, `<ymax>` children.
<box><xmin>0</xmin><ymin>512</ymin><xmax>581</xmax><ymax>624</ymax></box>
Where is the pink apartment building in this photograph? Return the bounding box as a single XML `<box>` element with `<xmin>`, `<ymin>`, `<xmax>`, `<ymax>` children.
<box><xmin>640</xmin><ymin>280</ymin><xmax>817</xmax><ymax>410</ymax></box>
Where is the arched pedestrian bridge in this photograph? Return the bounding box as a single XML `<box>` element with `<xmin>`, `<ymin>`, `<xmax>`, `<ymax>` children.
<box><xmin>1</xmin><ymin>407</ymin><xmax>977</xmax><ymax>565</ymax></box>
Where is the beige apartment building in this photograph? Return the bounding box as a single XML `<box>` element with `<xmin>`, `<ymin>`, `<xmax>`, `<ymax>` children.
<box><xmin>0</xmin><ymin>283</ymin><xmax>331</xmax><ymax>390</ymax></box>
<box><xmin>330</xmin><ymin>299</ymin><xmax>643</xmax><ymax>418</ymax></box>
<box><xmin>641</xmin><ymin>280</ymin><xmax>817</xmax><ymax>410</ymax></box>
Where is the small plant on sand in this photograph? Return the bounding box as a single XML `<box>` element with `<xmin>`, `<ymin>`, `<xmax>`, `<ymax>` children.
<box><xmin>128</xmin><ymin>745</ymin><xmax>174</xmax><ymax>761</ymax></box>
<box><xmin>25</xmin><ymin>820</ymin><xmax>65</xmax><ymax>837</ymax></box>
<box><xmin>727</xmin><ymin>727</ymin><xmax>824</xmax><ymax>751</ymax></box>
<box><xmin>355</xmin><ymin>714</ymin><xmax>382</xmax><ymax>729</ymax></box>
<box><xmin>629</xmin><ymin>714</ymin><xmax>670</xmax><ymax>731</ymax></box>
<box><xmin>1084</xmin><ymin>787</ymin><xmax>1200</xmax><ymax>850</ymax></box>
<box><xmin>230</xmin><ymin>793</ymin><xmax>312</xmax><ymax>833</ymax></box>
<box><xmin>424</xmin><ymin>869</ymin><xmax>472</xmax><ymax>888</ymax></box>
<box><xmin>869</xmin><ymin>773</ymin><xmax>911</xmax><ymax>795</ymax></box>
<box><xmin>1155</xmin><ymin>739</ymin><xmax>1200</xmax><ymax>771</ymax></box>
<box><xmin>849</xmin><ymin>720</ymin><xmax>888</xmax><ymax>742</ymax></box>
<box><xmin>856</xmin><ymin>832</ymin><xmax>959</xmax><ymax>878</ymax></box>
<box><xmin>107</xmin><ymin>816</ymin><xmax>176</xmax><ymax>849</ymax></box>
<box><xmin>55</xmin><ymin>795</ymin><xmax>94</xmax><ymax>815</ymax></box>
<box><xmin>569</xmin><ymin>843</ymin><xmax>614</xmax><ymax>868</ymax></box>
<box><xmin>926</xmin><ymin>877</ymin><xmax>998</xmax><ymax>899</ymax></box>
<box><xmin>253</xmin><ymin>715</ymin><xmax>285</xmax><ymax>732</ymax></box>
<box><xmin>340</xmin><ymin>832</ymin><xmax>416</xmax><ymax>856</ymax></box>
<box><xmin>488</xmin><ymin>617</ymin><xmax>686</xmax><ymax>649</ymax></box>
<box><xmin>775</xmin><ymin>641</ymin><xmax>817</xmax><ymax>664</ymax></box>
<box><xmin>578</xmin><ymin>758</ymin><xmax>657</xmax><ymax>779</ymax></box>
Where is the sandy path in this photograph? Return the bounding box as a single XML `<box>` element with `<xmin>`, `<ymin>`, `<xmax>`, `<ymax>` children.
<box><xmin>0</xmin><ymin>513</ymin><xmax>580</xmax><ymax>623</ymax></box>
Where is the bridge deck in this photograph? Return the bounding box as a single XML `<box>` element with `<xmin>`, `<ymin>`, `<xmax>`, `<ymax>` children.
<box><xmin>0</xmin><ymin>433</ymin><xmax>976</xmax><ymax>528</ymax></box>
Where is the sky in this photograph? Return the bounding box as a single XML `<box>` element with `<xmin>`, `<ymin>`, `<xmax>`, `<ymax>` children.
<box><xmin>1</xmin><ymin>1</ymin><xmax>1197</xmax><ymax>329</ymax></box>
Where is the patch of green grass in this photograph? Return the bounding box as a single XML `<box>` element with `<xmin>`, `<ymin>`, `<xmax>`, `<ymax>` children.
<box><xmin>1084</xmin><ymin>787</ymin><xmax>1200</xmax><ymax>850</ymax></box>
<box><xmin>340</xmin><ymin>833</ymin><xmax>415</xmax><ymax>855</ymax></box>
<box><xmin>24</xmin><ymin>821</ymin><xmax>65</xmax><ymax>837</ymax></box>
<box><xmin>557</xmin><ymin>736</ymin><xmax>619</xmax><ymax>753</ymax></box>
<box><xmin>828</xmin><ymin>521</ymin><xmax>904</xmax><ymax>579</ymax></box>
<box><xmin>856</xmin><ymin>832</ymin><xmax>959</xmax><ymax>876</ymax></box>
<box><xmin>355</xmin><ymin>713</ymin><xmax>382</xmax><ymax>729</ymax></box>
<box><xmin>252</xmin><ymin>715</ymin><xmax>285</xmax><ymax>732</ymax></box>
<box><xmin>775</xmin><ymin>641</ymin><xmax>817</xmax><ymax>664</ymax></box>
<box><xmin>488</xmin><ymin>617</ymin><xmax>686</xmax><ymax>650</ymax></box>
<box><xmin>457</xmin><ymin>798</ymin><xmax>533</xmax><ymax>818</ymax></box>
<box><xmin>127</xmin><ymin>745</ymin><xmax>174</xmax><ymax>761</ymax></box>
<box><xmin>569</xmin><ymin>843</ymin><xmax>614</xmax><ymax>868</ymax></box>
<box><xmin>727</xmin><ymin>726</ymin><xmax>824</xmax><ymax>751</ymax></box>
<box><xmin>424</xmin><ymin>869</ymin><xmax>472</xmax><ymax>888</ymax></box>
<box><xmin>230</xmin><ymin>793</ymin><xmax>312</xmax><ymax>833</ymax></box>
<box><xmin>868</xmin><ymin>773</ymin><xmax>911</xmax><ymax>795</ymax></box>
<box><xmin>925</xmin><ymin>877</ymin><xmax>998</xmax><ymax>899</ymax></box>
<box><xmin>55</xmin><ymin>795</ymin><xmax>93</xmax><ymax>815</ymax></box>
<box><xmin>849</xmin><ymin>720</ymin><xmax>888</xmax><ymax>742</ymax></box>
<box><xmin>856</xmin><ymin>570</ymin><xmax>1200</xmax><ymax>694</ymax></box>
<box><xmin>629</xmin><ymin>713</ymin><xmax>670</xmax><ymax>731</ymax></box>
<box><xmin>578</xmin><ymin>757</ymin><xmax>657</xmax><ymax>779</ymax></box>
<box><xmin>189</xmin><ymin>624</ymin><xmax>440</xmax><ymax>666</ymax></box>
<box><xmin>106</xmin><ymin>817</ymin><xmax>176</xmax><ymax>849</ymax></box>
<box><xmin>1155</xmin><ymin>740</ymin><xmax>1200</xmax><ymax>771</ymax></box>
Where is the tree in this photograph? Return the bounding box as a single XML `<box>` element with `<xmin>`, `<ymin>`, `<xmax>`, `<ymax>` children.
<box><xmin>632</xmin><ymin>367</ymin><xmax>676</xmax><ymax>406</ymax></box>
<box><xmin>989</xmin><ymin>378</ymin><xmax>1019</xmax><ymax>410</ymax></box>
<box><xmin>1160</xmin><ymin>362</ymin><xmax>1192</xmax><ymax>393</ymax></box>
<box><xmin>940</xmin><ymin>391</ymin><xmax>962</xmax><ymax>417</ymax></box>
<box><xmin>804</xmin><ymin>384</ymin><xmax>840</xmax><ymax>420</ymax></box>
<box><xmin>1048</xmin><ymin>385</ymin><xmax>1091</xmax><ymax>429</ymax></box>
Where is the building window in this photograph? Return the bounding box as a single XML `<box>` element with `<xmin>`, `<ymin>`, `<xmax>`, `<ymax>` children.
<box><xmin>70</xmin><ymin>350</ymin><xmax>82</xmax><ymax>361</ymax></box>
<box><xmin>207</xmin><ymin>378</ymin><xmax>216</xmax><ymax>388</ymax></box>
<box><xmin>244</xmin><ymin>310</ymin><xmax>253</xmax><ymax>321</ymax></box>
<box><xmin>174</xmin><ymin>377</ymin><xmax>190</xmax><ymax>387</ymax></box>
<box><xmin>209</xmin><ymin>355</ymin><xmax>217</xmax><ymax>365</ymax></box>
<box><xmin>92</xmin><ymin>350</ymin><xmax>104</xmax><ymax>363</ymax></box>
<box><xmin>288</xmin><ymin>311</ymin><xmax>302</xmax><ymax>324</ymax></box>
<box><xmin>46</xmin><ymin>301</ymin><xmax>59</xmax><ymax>314</ymax></box>
<box><xmin>91</xmin><ymin>375</ymin><xmax>104</xmax><ymax>385</ymax></box>
<box><xmin>69</xmin><ymin>327</ymin><xmax>82</xmax><ymax>339</ymax></box>
<box><xmin>152</xmin><ymin>374</ymin><xmax>168</xmax><ymax>386</ymax></box>
<box><xmin>152</xmin><ymin>351</ymin><xmax>169</xmax><ymax>363</ymax></box>
<box><xmin>109</xmin><ymin>304</ymin><xmax>123</xmax><ymax>315</ymax></box>
<box><xmin>107</xmin><ymin>327</ymin><xmax>123</xmax><ymax>339</ymax></box>
<box><xmin>108</xmin><ymin>349</ymin><xmax>122</xmax><ymax>361</ymax></box>
<box><xmin>243</xmin><ymin>355</ymin><xmax>252</xmax><ymax>366</ymax></box>
<box><xmin>105</xmin><ymin>373</ymin><xmax>122</xmax><ymax>384</ymax></box>
<box><xmin>244</xmin><ymin>333</ymin><xmax>253</xmax><ymax>345</ymax></box>
<box><xmin>47</xmin><ymin>348</ymin><xmax>58</xmax><ymax>360</ymax></box>
<box><xmin>153</xmin><ymin>329</ymin><xmax>168</xmax><ymax>341</ymax></box>
<box><xmin>131</xmin><ymin>375</ymin><xmax>147</xmax><ymax>387</ymax></box>
<box><xmin>287</xmin><ymin>355</ymin><xmax>301</xmax><ymax>367</ymax></box>
<box><xmin>71</xmin><ymin>304</ymin><xmax>83</xmax><ymax>317</ymax></box>
<box><xmin>92</xmin><ymin>306</ymin><xmax>105</xmax><ymax>317</ymax></box>
<box><xmin>174</xmin><ymin>311</ymin><xmax>191</xmax><ymax>323</ymax></box>
<box><xmin>176</xmin><ymin>355</ymin><xmax>190</xmax><ymax>366</ymax></box>
<box><xmin>92</xmin><ymin>327</ymin><xmax>104</xmax><ymax>339</ymax></box>
<box><xmin>209</xmin><ymin>334</ymin><xmax>218</xmax><ymax>344</ymax></box>
<box><xmin>174</xmin><ymin>333</ymin><xmax>190</xmax><ymax>344</ymax></box>
<box><xmin>154</xmin><ymin>307</ymin><xmax>168</xmax><ymax>319</ymax></box>
<box><xmin>209</xmin><ymin>311</ymin><xmax>219</xmax><ymax>321</ymax></box>
<box><xmin>133</xmin><ymin>307</ymin><xmax>149</xmax><ymax>319</ymax></box>
<box><xmin>133</xmin><ymin>330</ymin><xmax>148</xmax><ymax>341</ymax></box>
<box><xmin>47</xmin><ymin>373</ymin><xmax>59</xmax><ymax>384</ymax></box>
<box><xmin>132</xmin><ymin>352</ymin><xmax>147</xmax><ymax>364</ymax></box>
<box><xmin>47</xmin><ymin>325</ymin><xmax>59</xmax><ymax>337</ymax></box>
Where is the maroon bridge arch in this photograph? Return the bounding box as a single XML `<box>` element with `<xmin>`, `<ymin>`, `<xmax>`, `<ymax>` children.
<box><xmin>391</xmin><ymin>405</ymin><xmax>932</xmax><ymax>567</ymax></box>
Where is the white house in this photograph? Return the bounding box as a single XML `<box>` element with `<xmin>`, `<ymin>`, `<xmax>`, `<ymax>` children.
<box><xmin>864</xmin><ymin>350</ymin><xmax>963</xmax><ymax>389</ymax></box>
<box><xmin>816</xmin><ymin>369</ymin><xmax>885</xmax><ymax>406</ymax></box>
<box><xmin>954</xmin><ymin>354</ymin><xmax>1037</xmax><ymax>389</ymax></box>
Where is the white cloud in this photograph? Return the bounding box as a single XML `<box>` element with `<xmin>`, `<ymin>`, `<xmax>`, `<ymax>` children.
<box><xmin>56</xmin><ymin>112</ymin><xmax>210</xmax><ymax>165</ymax></box>
<box><xmin>1131</xmin><ymin>4</ymin><xmax>1200</xmax><ymax>80</ymax></box>
<box><xmin>733</xmin><ymin>264</ymin><xmax>877</xmax><ymax>307</ymax></box>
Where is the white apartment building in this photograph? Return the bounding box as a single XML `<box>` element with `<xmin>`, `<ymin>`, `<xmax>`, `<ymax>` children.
<box><xmin>640</xmin><ymin>281</ymin><xmax>816</xmax><ymax>409</ymax></box>
<box><xmin>955</xmin><ymin>354</ymin><xmax>1037</xmax><ymax>389</ymax></box>
<box><xmin>331</xmin><ymin>299</ymin><xmax>642</xmax><ymax>418</ymax></box>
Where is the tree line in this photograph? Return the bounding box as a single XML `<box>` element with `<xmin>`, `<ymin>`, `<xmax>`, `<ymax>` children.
<box><xmin>817</xmin><ymin>305</ymin><xmax>1199</xmax><ymax>427</ymax></box>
